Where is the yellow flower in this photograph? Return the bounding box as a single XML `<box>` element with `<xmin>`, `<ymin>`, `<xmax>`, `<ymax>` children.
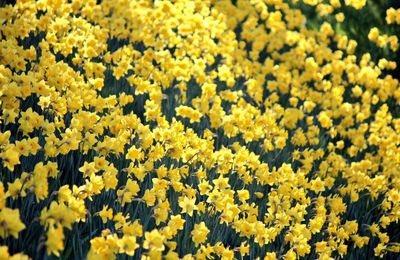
<box><xmin>99</xmin><ymin>206</ymin><xmax>113</xmax><ymax>224</ymax></box>
<box><xmin>264</xmin><ymin>252</ymin><xmax>277</xmax><ymax>260</ymax></box>
<box><xmin>0</xmin><ymin>183</ymin><xmax>4</xmax><ymax>210</ymax></box>
<box><xmin>175</xmin><ymin>106</ymin><xmax>203</xmax><ymax>124</ymax></box>
<box><xmin>368</xmin><ymin>27</ymin><xmax>380</xmax><ymax>42</ymax></box>
<box><xmin>303</xmin><ymin>0</ymin><xmax>320</xmax><ymax>6</ymax></box>
<box><xmin>178</xmin><ymin>196</ymin><xmax>197</xmax><ymax>217</ymax></box>
<box><xmin>122</xmin><ymin>220</ymin><xmax>143</xmax><ymax>237</ymax></box>
<box><xmin>198</xmin><ymin>180</ymin><xmax>212</xmax><ymax>195</ymax></box>
<box><xmin>0</xmin><ymin>246</ymin><xmax>29</xmax><ymax>260</ymax></box>
<box><xmin>318</xmin><ymin>111</ymin><xmax>332</xmax><ymax>129</ymax></box>
<box><xmin>191</xmin><ymin>222</ymin><xmax>209</xmax><ymax>247</ymax></box>
<box><xmin>335</xmin><ymin>12</ymin><xmax>345</xmax><ymax>22</ymax></box>
<box><xmin>46</xmin><ymin>224</ymin><xmax>65</xmax><ymax>257</ymax></box>
<box><xmin>118</xmin><ymin>235</ymin><xmax>139</xmax><ymax>256</ymax></box>
<box><xmin>255</xmin><ymin>192</ymin><xmax>264</xmax><ymax>199</ymax></box>
<box><xmin>374</xmin><ymin>243</ymin><xmax>387</xmax><ymax>257</ymax></box>
<box><xmin>154</xmin><ymin>200</ymin><xmax>170</xmax><ymax>225</ymax></box>
<box><xmin>126</xmin><ymin>147</ymin><xmax>144</xmax><ymax>162</ymax></box>
<box><xmin>6</xmin><ymin>179</ymin><xmax>23</xmax><ymax>199</ymax></box>
<box><xmin>329</xmin><ymin>197</ymin><xmax>346</xmax><ymax>214</ymax></box>
<box><xmin>237</xmin><ymin>190</ymin><xmax>250</xmax><ymax>203</ymax></box>
<box><xmin>79</xmin><ymin>162</ymin><xmax>97</xmax><ymax>177</ymax></box>
<box><xmin>309</xmin><ymin>216</ymin><xmax>325</xmax><ymax>234</ymax></box>
<box><xmin>213</xmin><ymin>176</ymin><xmax>230</xmax><ymax>191</ymax></box>
<box><xmin>1</xmin><ymin>145</ymin><xmax>20</xmax><ymax>171</ymax></box>
<box><xmin>103</xmin><ymin>166</ymin><xmax>118</xmax><ymax>191</ymax></box>
<box><xmin>168</xmin><ymin>215</ymin><xmax>185</xmax><ymax>231</ymax></box>
<box><xmin>143</xmin><ymin>229</ymin><xmax>165</xmax><ymax>252</ymax></box>
<box><xmin>142</xmin><ymin>189</ymin><xmax>156</xmax><ymax>207</ymax></box>
<box><xmin>0</xmin><ymin>208</ymin><xmax>25</xmax><ymax>239</ymax></box>
<box><xmin>310</xmin><ymin>178</ymin><xmax>325</xmax><ymax>193</ymax></box>
<box><xmin>345</xmin><ymin>0</ymin><xmax>366</xmax><ymax>10</ymax></box>
<box><xmin>238</xmin><ymin>242</ymin><xmax>249</xmax><ymax>256</ymax></box>
<box><xmin>126</xmin><ymin>179</ymin><xmax>140</xmax><ymax>196</ymax></box>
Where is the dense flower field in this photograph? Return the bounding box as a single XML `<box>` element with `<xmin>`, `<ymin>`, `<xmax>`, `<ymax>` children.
<box><xmin>1</xmin><ymin>0</ymin><xmax>400</xmax><ymax>259</ymax></box>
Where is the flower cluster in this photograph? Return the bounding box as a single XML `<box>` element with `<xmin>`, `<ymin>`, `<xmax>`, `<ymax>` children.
<box><xmin>0</xmin><ymin>0</ymin><xmax>400</xmax><ymax>259</ymax></box>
